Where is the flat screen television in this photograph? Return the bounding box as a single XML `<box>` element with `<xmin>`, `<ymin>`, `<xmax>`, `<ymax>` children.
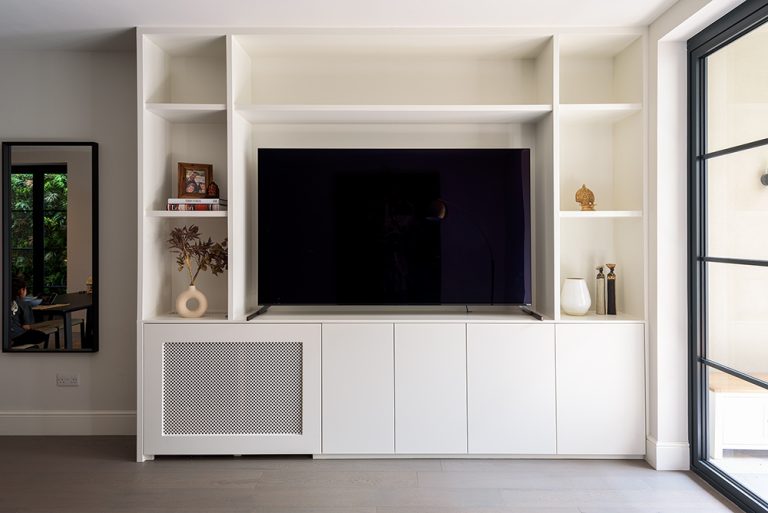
<box><xmin>258</xmin><ymin>148</ymin><xmax>531</xmax><ymax>305</ymax></box>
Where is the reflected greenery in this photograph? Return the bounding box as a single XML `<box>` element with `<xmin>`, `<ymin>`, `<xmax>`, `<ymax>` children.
<box><xmin>9</xmin><ymin>170</ymin><xmax>67</xmax><ymax>295</ymax></box>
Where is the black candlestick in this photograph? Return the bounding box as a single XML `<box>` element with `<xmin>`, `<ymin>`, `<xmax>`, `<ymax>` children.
<box><xmin>606</xmin><ymin>263</ymin><xmax>616</xmax><ymax>315</ymax></box>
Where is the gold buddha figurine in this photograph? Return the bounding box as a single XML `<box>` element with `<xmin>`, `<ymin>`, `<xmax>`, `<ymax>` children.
<box><xmin>575</xmin><ymin>184</ymin><xmax>596</xmax><ymax>211</ymax></box>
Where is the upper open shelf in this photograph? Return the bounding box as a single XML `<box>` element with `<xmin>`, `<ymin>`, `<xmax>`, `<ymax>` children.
<box><xmin>142</xmin><ymin>34</ymin><xmax>227</xmax><ymax>104</ymax></box>
<box><xmin>232</xmin><ymin>34</ymin><xmax>555</xmax><ymax>106</ymax></box>
<box><xmin>560</xmin><ymin>34</ymin><xmax>643</xmax><ymax>104</ymax></box>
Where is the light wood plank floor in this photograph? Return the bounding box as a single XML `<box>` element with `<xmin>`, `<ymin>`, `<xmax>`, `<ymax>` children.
<box><xmin>0</xmin><ymin>437</ymin><xmax>742</xmax><ymax>513</ymax></box>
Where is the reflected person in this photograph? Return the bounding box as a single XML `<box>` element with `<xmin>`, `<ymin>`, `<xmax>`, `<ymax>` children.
<box><xmin>9</xmin><ymin>277</ymin><xmax>48</xmax><ymax>348</ymax></box>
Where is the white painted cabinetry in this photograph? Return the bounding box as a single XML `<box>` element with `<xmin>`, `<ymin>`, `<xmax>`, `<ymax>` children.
<box><xmin>555</xmin><ymin>323</ymin><xmax>645</xmax><ymax>455</ymax></box>
<box><xmin>394</xmin><ymin>324</ymin><xmax>467</xmax><ymax>454</ymax></box>
<box><xmin>322</xmin><ymin>323</ymin><xmax>395</xmax><ymax>454</ymax></box>
<box><xmin>467</xmin><ymin>324</ymin><xmax>557</xmax><ymax>454</ymax></box>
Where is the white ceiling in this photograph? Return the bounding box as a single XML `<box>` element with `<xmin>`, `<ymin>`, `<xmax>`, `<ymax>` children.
<box><xmin>0</xmin><ymin>0</ymin><xmax>678</xmax><ymax>51</ymax></box>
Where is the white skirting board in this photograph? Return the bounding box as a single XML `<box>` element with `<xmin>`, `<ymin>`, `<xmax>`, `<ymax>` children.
<box><xmin>645</xmin><ymin>436</ymin><xmax>690</xmax><ymax>470</ymax></box>
<box><xmin>0</xmin><ymin>411</ymin><xmax>136</xmax><ymax>435</ymax></box>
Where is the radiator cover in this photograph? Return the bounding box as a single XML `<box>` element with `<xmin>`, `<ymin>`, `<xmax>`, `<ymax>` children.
<box><xmin>162</xmin><ymin>341</ymin><xmax>303</xmax><ymax>436</ymax></box>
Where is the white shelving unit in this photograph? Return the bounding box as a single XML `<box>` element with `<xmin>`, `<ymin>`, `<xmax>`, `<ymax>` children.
<box><xmin>137</xmin><ymin>28</ymin><xmax>647</xmax><ymax>461</ymax></box>
<box><xmin>556</xmin><ymin>33</ymin><xmax>646</xmax><ymax>320</ymax></box>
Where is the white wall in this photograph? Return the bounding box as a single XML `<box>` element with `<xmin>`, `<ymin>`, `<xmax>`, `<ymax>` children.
<box><xmin>0</xmin><ymin>49</ymin><xmax>137</xmax><ymax>434</ymax></box>
<box><xmin>646</xmin><ymin>0</ymin><xmax>744</xmax><ymax>470</ymax></box>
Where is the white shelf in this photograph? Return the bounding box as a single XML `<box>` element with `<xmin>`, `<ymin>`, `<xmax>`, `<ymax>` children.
<box><xmin>235</xmin><ymin>104</ymin><xmax>552</xmax><ymax>124</ymax></box>
<box><xmin>559</xmin><ymin>312</ymin><xmax>644</xmax><ymax>323</ymax></box>
<box><xmin>144</xmin><ymin>312</ymin><xmax>229</xmax><ymax>323</ymax></box>
<box><xmin>146</xmin><ymin>103</ymin><xmax>226</xmax><ymax>123</ymax></box>
<box><xmin>246</xmin><ymin>307</ymin><xmax>548</xmax><ymax>324</ymax></box>
<box><xmin>146</xmin><ymin>210</ymin><xmax>228</xmax><ymax>218</ymax></box>
<box><xmin>559</xmin><ymin>103</ymin><xmax>642</xmax><ymax>123</ymax></box>
<box><xmin>560</xmin><ymin>210</ymin><xmax>642</xmax><ymax>219</ymax></box>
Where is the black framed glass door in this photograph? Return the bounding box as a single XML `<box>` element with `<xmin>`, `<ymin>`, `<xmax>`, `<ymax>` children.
<box><xmin>689</xmin><ymin>2</ymin><xmax>768</xmax><ymax>512</ymax></box>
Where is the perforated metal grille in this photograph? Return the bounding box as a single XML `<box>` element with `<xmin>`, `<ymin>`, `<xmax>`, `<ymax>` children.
<box><xmin>162</xmin><ymin>342</ymin><xmax>303</xmax><ymax>436</ymax></box>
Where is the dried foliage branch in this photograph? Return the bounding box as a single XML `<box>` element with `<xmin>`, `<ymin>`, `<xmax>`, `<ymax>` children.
<box><xmin>168</xmin><ymin>225</ymin><xmax>228</xmax><ymax>286</ymax></box>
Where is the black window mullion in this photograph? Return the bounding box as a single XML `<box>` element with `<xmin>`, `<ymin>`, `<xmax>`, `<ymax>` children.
<box><xmin>31</xmin><ymin>172</ymin><xmax>44</xmax><ymax>294</ymax></box>
<box><xmin>701</xmin><ymin>256</ymin><xmax>768</xmax><ymax>267</ymax></box>
<box><xmin>701</xmin><ymin>358</ymin><xmax>768</xmax><ymax>391</ymax></box>
<box><xmin>700</xmin><ymin>137</ymin><xmax>768</xmax><ymax>160</ymax></box>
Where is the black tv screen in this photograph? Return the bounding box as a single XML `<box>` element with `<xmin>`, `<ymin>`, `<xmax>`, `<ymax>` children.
<box><xmin>258</xmin><ymin>148</ymin><xmax>531</xmax><ymax>305</ymax></box>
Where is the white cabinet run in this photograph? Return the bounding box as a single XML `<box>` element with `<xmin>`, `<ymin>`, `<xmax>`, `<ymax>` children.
<box><xmin>142</xmin><ymin>323</ymin><xmax>321</xmax><ymax>457</ymax></box>
<box><xmin>467</xmin><ymin>324</ymin><xmax>557</xmax><ymax>454</ymax></box>
<box><xmin>395</xmin><ymin>324</ymin><xmax>467</xmax><ymax>454</ymax></box>
<box><xmin>556</xmin><ymin>323</ymin><xmax>645</xmax><ymax>455</ymax></box>
<box><xmin>322</xmin><ymin>323</ymin><xmax>395</xmax><ymax>454</ymax></box>
<box><xmin>142</xmin><ymin>321</ymin><xmax>644</xmax><ymax>458</ymax></box>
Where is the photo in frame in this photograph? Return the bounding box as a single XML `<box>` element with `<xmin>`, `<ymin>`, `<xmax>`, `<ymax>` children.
<box><xmin>177</xmin><ymin>163</ymin><xmax>212</xmax><ymax>198</ymax></box>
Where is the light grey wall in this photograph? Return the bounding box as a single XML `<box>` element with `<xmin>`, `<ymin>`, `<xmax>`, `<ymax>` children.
<box><xmin>0</xmin><ymin>48</ymin><xmax>137</xmax><ymax>431</ymax></box>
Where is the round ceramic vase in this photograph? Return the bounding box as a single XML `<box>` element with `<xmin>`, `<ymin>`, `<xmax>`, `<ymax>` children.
<box><xmin>561</xmin><ymin>278</ymin><xmax>591</xmax><ymax>316</ymax></box>
<box><xmin>176</xmin><ymin>285</ymin><xmax>208</xmax><ymax>318</ymax></box>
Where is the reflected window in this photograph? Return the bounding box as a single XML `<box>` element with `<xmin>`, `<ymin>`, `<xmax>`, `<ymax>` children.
<box><xmin>10</xmin><ymin>164</ymin><xmax>68</xmax><ymax>296</ymax></box>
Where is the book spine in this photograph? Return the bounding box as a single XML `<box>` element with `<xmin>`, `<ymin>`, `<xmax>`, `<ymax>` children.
<box><xmin>167</xmin><ymin>198</ymin><xmax>227</xmax><ymax>204</ymax></box>
<box><xmin>167</xmin><ymin>204</ymin><xmax>228</xmax><ymax>211</ymax></box>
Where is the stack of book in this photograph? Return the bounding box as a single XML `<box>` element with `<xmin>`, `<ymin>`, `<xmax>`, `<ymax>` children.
<box><xmin>167</xmin><ymin>198</ymin><xmax>228</xmax><ymax>211</ymax></box>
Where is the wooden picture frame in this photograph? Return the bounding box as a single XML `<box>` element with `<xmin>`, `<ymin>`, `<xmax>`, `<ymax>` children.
<box><xmin>177</xmin><ymin>162</ymin><xmax>212</xmax><ymax>198</ymax></box>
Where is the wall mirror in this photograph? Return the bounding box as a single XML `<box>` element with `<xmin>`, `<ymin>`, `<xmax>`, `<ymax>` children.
<box><xmin>2</xmin><ymin>142</ymin><xmax>98</xmax><ymax>352</ymax></box>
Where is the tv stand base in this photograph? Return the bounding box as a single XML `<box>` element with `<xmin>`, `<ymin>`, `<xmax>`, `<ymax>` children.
<box><xmin>246</xmin><ymin>305</ymin><xmax>271</xmax><ymax>320</ymax></box>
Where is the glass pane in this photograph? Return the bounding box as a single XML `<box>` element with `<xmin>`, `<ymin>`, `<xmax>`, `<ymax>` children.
<box><xmin>44</xmin><ymin>248</ymin><xmax>67</xmax><ymax>292</ymax></box>
<box><xmin>706</xmin><ymin>21</ymin><xmax>768</xmax><ymax>153</ymax></box>
<box><xmin>10</xmin><ymin>173</ymin><xmax>33</xmax><ymax>209</ymax></box>
<box><xmin>707</xmin><ymin>262</ymin><xmax>768</xmax><ymax>379</ymax></box>
<box><xmin>10</xmin><ymin>250</ymin><xmax>33</xmax><ymax>286</ymax></box>
<box><xmin>706</xmin><ymin>144</ymin><xmax>768</xmax><ymax>261</ymax></box>
<box><xmin>43</xmin><ymin>209</ymin><xmax>67</xmax><ymax>293</ymax></box>
<box><xmin>706</xmin><ymin>367</ymin><xmax>768</xmax><ymax>502</ymax></box>
<box><xmin>43</xmin><ymin>210</ymin><xmax>67</xmax><ymax>248</ymax></box>
<box><xmin>10</xmin><ymin>211</ymin><xmax>33</xmax><ymax>249</ymax></box>
<box><xmin>43</xmin><ymin>173</ymin><xmax>67</xmax><ymax>210</ymax></box>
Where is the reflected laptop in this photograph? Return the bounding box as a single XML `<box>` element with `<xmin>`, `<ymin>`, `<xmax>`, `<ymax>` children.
<box><xmin>41</xmin><ymin>293</ymin><xmax>58</xmax><ymax>305</ymax></box>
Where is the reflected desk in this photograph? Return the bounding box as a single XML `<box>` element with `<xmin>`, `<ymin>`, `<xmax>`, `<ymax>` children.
<box><xmin>33</xmin><ymin>293</ymin><xmax>93</xmax><ymax>350</ymax></box>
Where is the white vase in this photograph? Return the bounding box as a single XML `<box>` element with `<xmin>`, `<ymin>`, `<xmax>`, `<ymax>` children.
<box><xmin>561</xmin><ymin>278</ymin><xmax>591</xmax><ymax>316</ymax></box>
<box><xmin>176</xmin><ymin>285</ymin><xmax>208</xmax><ymax>318</ymax></box>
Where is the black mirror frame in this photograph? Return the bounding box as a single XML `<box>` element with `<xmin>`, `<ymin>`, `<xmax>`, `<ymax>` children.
<box><xmin>2</xmin><ymin>141</ymin><xmax>99</xmax><ymax>353</ymax></box>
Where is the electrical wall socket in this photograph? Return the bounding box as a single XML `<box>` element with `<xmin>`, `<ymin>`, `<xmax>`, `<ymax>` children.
<box><xmin>56</xmin><ymin>373</ymin><xmax>80</xmax><ymax>387</ymax></box>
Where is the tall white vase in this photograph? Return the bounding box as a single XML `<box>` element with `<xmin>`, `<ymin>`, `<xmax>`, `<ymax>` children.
<box><xmin>561</xmin><ymin>278</ymin><xmax>591</xmax><ymax>316</ymax></box>
<box><xmin>176</xmin><ymin>285</ymin><xmax>208</xmax><ymax>318</ymax></box>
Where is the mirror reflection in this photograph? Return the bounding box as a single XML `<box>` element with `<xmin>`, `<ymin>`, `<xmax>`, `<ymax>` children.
<box><xmin>2</xmin><ymin>142</ymin><xmax>98</xmax><ymax>352</ymax></box>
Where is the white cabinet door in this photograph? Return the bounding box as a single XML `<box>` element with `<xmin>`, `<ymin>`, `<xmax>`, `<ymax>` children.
<box><xmin>467</xmin><ymin>324</ymin><xmax>556</xmax><ymax>454</ymax></box>
<box><xmin>143</xmin><ymin>323</ymin><xmax>321</xmax><ymax>456</ymax></box>
<box><xmin>322</xmin><ymin>323</ymin><xmax>394</xmax><ymax>454</ymax></box>
<box><xmin>556</xmin><ymin>323</ymin><xmax>645</xmax><ymax>455</ymax></box>
<box><xmin>394</xmin><ymin>324</ymin><xmax>467</xmax><ymax>454</ymax></box>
